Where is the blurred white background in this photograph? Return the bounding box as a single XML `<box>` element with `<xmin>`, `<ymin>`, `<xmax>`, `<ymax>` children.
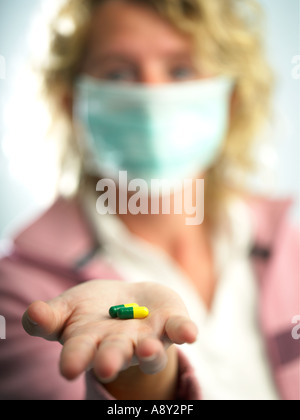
<box><xmin>0</xmin><ymin>0</ymin><xmax>299</xmax><ymax>241</ymax></box>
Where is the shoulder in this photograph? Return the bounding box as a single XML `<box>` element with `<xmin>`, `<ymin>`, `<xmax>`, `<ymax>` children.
<box><xmin>0</xmin><ymin>196</ymin><xmax>96</xmax><ymax>304</ymax></box>
<box><xmin>243</xmin><ymin>194</ymin><xmax>299</xmax><ymax>293</ymax></box>
<box><xmin>0</xmin><ymin>195</ymin><xmax>122</xmax><ymax>305</ymax></box>
<box><xmin>0</xmin><ymin>196</ymin><xmax>97</xmax><ymax>271</ymax></box>
<box><xmin>243</xmin><ymin>194</ymin><xmax>298</xmax><ymax>249</ymax></box>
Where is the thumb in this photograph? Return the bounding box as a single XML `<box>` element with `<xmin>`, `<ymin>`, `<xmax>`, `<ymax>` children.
<box><xmin>22</xmin><ymin>298</ymin><xmax>72</xmax><ymax>342</ymax></box>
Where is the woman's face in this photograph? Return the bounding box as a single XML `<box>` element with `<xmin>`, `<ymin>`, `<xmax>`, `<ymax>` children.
<box><xmin>80</xmin><ymin>0</ymin><xmax>205</xmax><ymax>84</ymax></box>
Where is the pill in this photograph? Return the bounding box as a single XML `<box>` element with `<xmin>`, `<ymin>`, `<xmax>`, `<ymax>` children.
<box><xmin>109</xmin><ymin>303</ymin><xmax>139</xmax><ymax>318</ymax></box>
<box><xmin>117</xmin><ymin>306</ymin><xmax>149</xmax><ymax>320</ymax></box>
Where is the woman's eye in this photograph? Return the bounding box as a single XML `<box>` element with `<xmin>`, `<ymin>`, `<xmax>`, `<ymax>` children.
<box><xmin>171</xmin><ymin>66</ymin><xmax>196</xmax><ymax>80</ymax></box>
<box><xmin>105</xmin><ymin>68</ymin><xmax>136</xmax><ymax>82</ymax></box>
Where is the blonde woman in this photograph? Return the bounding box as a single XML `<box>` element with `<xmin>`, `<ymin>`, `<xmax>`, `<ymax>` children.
<box><xmin>0</xmin><ymin>0</ymin><xmax>299</xmax><ymax>400</ymax></box>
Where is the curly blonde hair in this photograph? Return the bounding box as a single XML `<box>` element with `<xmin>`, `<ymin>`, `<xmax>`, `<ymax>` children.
<box><xmin>35</xmin><ymin>0</ymin><xmax>274</xmax><ymax>224</ymax></box>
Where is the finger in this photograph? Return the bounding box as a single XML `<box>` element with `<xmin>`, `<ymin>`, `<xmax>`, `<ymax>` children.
<box><xmin>22</xmin><ymin>299</ymin><xmax>72</xmax><ymax>341</ymax></box>
<box><xmin>165</xmin><ymin>316</ymin><xmax>198</xmax><ymax>345</ymax></box>
<box><xmin>60</xmin><ymin>335</ymin><xmax>96</xmax><ymax>380</ymax></box>
<box><xmin>136</xmin><ymin>337</ymin><xmax>168</xmax><ymax>375</ymax></box>
<box><xmin>93</xmin><ymin>335</ymin><xmax>134</xmax><ymax>384</ymax></box>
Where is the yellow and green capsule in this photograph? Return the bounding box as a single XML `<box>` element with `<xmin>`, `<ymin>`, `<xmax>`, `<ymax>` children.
<box><xmin>109</xmin><ymin>303</ymin><xmax>138</xmax><ymax>318</ymax></box>
<box><xmin>117</xmin><ymin>306</ymin><xmax>149</xmax><ymax>320</ymax></box>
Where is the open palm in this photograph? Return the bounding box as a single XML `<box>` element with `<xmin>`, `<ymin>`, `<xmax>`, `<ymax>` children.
<box><xmin>22</xmin><ymin>280</ymin><xmax>198</xmax><ymax>383</ymax></box>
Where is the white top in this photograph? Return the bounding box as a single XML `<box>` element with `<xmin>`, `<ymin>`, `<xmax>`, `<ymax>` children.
<box><xmin>84</xmin><ymin>191</ymin><xmax>279</xmax><ymax>400</ymax></box>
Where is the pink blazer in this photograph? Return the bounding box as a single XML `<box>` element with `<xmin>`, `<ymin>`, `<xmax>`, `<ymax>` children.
<box><xmin>0</xmin><ymin>196</ymin><xmax>299</xmax><ymax>400</ymax></box>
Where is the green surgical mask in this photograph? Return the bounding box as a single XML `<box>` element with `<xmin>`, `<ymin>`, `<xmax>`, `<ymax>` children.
<box><xmin>74</xmin><ymin>75</ymin><xmax>234</xmax><ymax>185</ymax></box>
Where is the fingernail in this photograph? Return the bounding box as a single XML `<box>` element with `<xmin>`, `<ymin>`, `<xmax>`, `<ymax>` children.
<box><xmin>139</xmin><ymin>354</ymin><xmax>168</xmax><ymax>374</ymax></box>
<box><xmin>28</xmin><ymin>316</ymin><xmax>38</xmax><ymax>327</ymax></box>
<box><xmin>139</xmin><ymin>354</ymin><xmax>157</xmax><ymax>363</ymax></box>
<box><xmin>98</xmin><ymin>373</ymin><xmax>118</xmax><ymax>384</ymax></box>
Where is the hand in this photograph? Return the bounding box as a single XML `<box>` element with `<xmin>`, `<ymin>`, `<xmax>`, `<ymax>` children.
<box><xmin>22</xmin><ymin>280</ymin><xmax>198</xmax><ymax>385</ymax></box>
